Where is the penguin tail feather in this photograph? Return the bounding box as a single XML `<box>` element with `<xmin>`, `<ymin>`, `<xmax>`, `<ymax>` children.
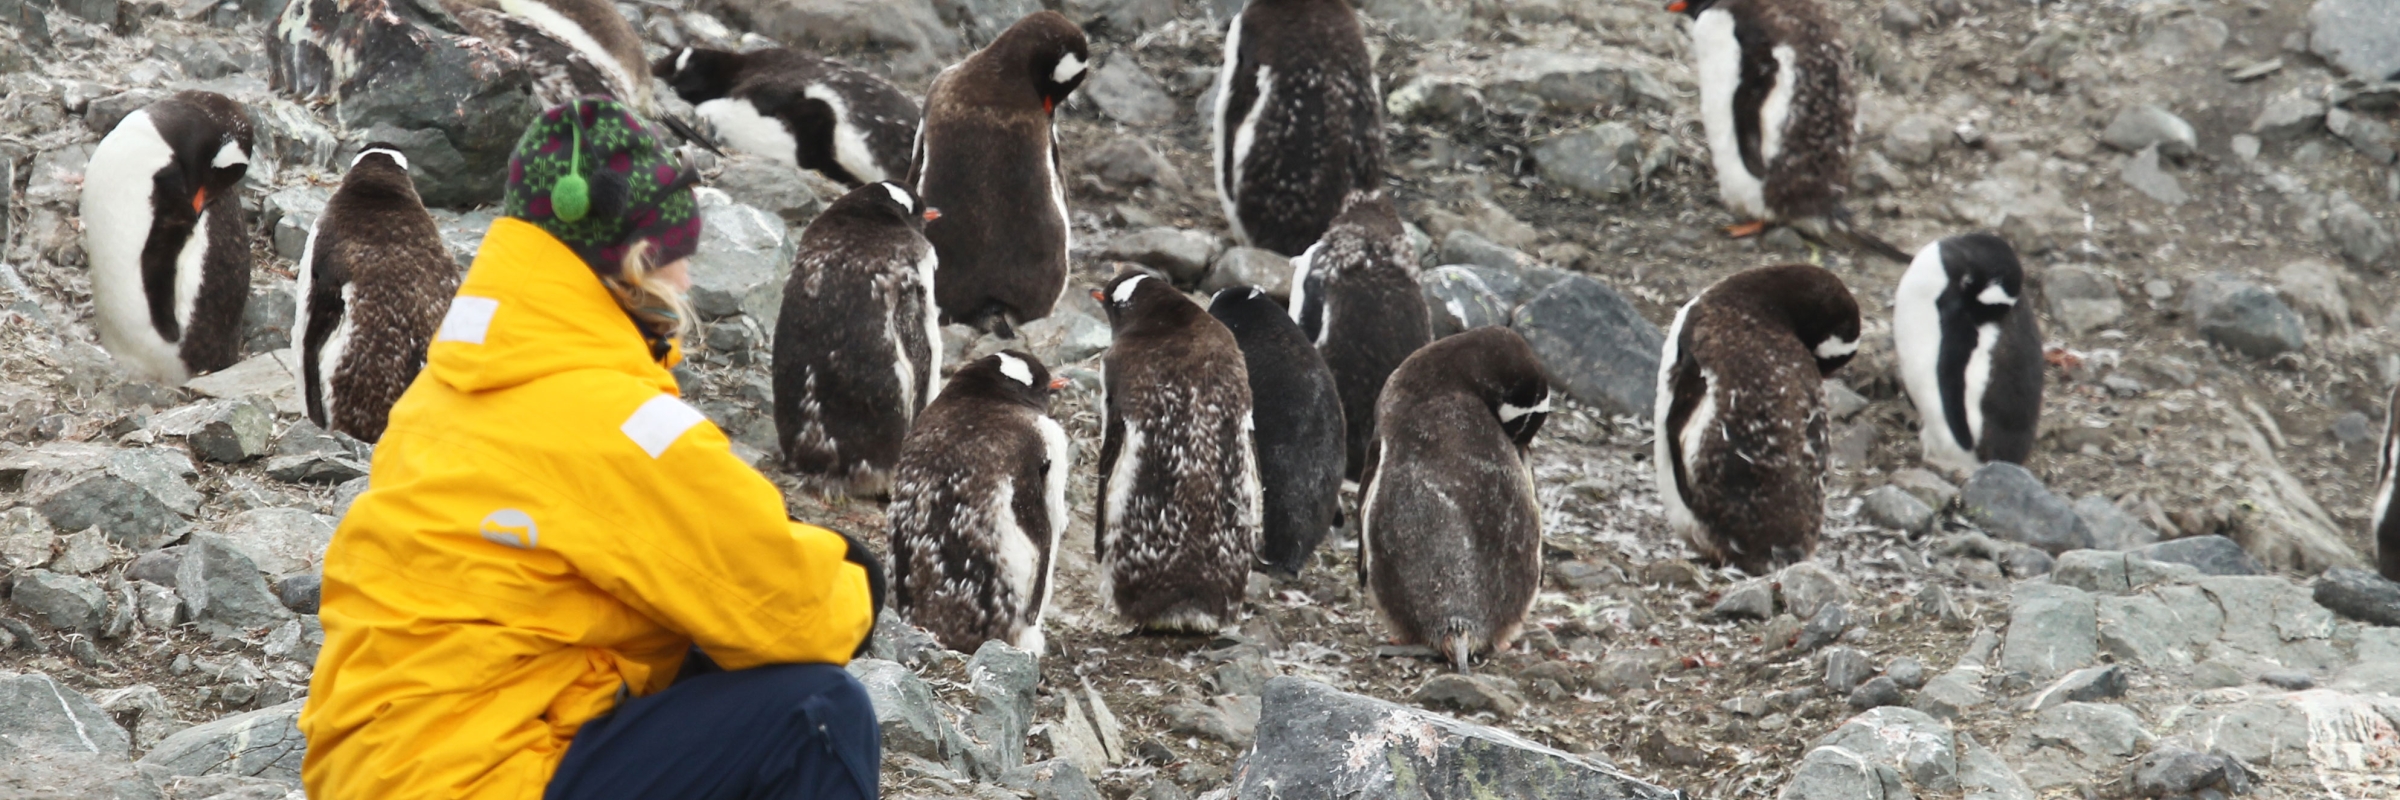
<box><xmin>660</xmin><ymin>114</ymin><xmax>726</xmax><ymax>157</ymax></box>
<box><xmin>1795</xmin><ymin>211</ymin><xmax>1914</xmax><ymax>265</ymax></box>
<box><xmin>1440</xmin><ymin>620</ymin><xmax>1476</xmax><ymax>673</ymax></box>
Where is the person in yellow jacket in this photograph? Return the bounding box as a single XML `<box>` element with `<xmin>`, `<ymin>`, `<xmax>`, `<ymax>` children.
<box><xmin>299</xmin><ymin>98</ymin><xmax>885</xmax><ymax>800</ymax></box>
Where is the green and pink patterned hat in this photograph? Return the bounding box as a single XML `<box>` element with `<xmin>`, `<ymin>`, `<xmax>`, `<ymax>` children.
<box><xmin>504</xmin><ymin>98</ymin><xmax>701</xmax><ymax>276</ymax></box>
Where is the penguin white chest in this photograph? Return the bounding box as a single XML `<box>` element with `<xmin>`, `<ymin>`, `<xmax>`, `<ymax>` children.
<box><xmin>697</xmin><ymin>98</ymin><xmax>802</xmax><ymax>167</ymax></box>
<box><xmin>802</xmin><ymin>84</ymin><xmax>886</xmax><ymax>184</ymax></box>
<box><xmin>1692</xmin><ymin>10</ymin><xmax>1796</xmax><ymax>221</ymax></box>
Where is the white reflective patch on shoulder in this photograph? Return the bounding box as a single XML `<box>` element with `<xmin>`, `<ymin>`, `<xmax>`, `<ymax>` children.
<box><xmin>1111</xmin><ymin>274</ymin><xmax>1149</xmax><ymax>304</ymax></box>
<box><xmin>353</xmin><ymin>148</ymin><xmax>409</xmax><ymax>171</ymax></box>
<box><xmin>997</xmin><ymin>352</ymin><xmax>1034</xmax><ymax>385</ymax></box>
<box><xmin>1052</xmin><ymin>53</ymin><xmax>1086</xmax><ymax>84</ymax></box>
<box><xmin>478</xmin><ymin>508</ymin><xmax>539</xmax><ymax>549</ymax></box>
<box><xmin>622</xmin><ymin>395</ymin><xmax>708</xmax><ymax>458</ymax></box>
<box><xmin>1977</xmin><ymin>285</ymin><xmax>2017</xmax><ymax>306</ymax></box>
<box><xmin>211</xmin><ymin>139</ymin><xmax>247</xmax><ymax>168</ymax></box>
<box><xmin>880</xmin><ymin>182</ymin><xmax>912</xmax><ymax>209</ymax></box>
<box><xmin>1815</xmin><ymin>336</ymin><xmax>1860</xmax><ymax>358</ymax></box>
<box><xmin>437</xmin><ymin>296</ymin><xmax>501</xmax><ymax>344</ymax></box>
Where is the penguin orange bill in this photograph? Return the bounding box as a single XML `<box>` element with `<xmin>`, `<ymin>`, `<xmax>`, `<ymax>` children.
<box><xmin>1048</xmin><ymin>376</ymin><xmax>1069</xmax><ymax>390</ymax></box>
<box><xmin>923</xmin><ymin>208</ymin><xmax>942</xmax><ymax>221</ymax></box>
<box><xmin>1089</xmin><ymin>289</ymin><xmax>1106</xmax><ymax>302</ymax></box>
<box><xmin>191</xmin><ymin>188</ymin><xmax>208</xmax><ymax>213</ymax></box>
<box><xmin>1665</xmin><ymin>0</ymin><xmax>1687</xmax><ymax>10</ymax></box>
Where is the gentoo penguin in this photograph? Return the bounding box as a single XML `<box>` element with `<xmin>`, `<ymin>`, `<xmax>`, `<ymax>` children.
<box><xmin>1894</xmin><ymin>234</ymin><xmax>2042</xmax><ymax>476</ymax></box>
<box><xmin>773</xmin><ymin>182</ymin><xmax>943</xmax><ymax>498</ymax></box>
<box><xmin>910</xmin><ymin>11</ymin><xmax>1089</xmax><ymax>337</ymax></box>
<box><xmin>1655</xmin><ymin>264</ymin><xmax>1861</xmax><ymax>575</ymax></box>
<box><xmin>1208</xmin><ymin>286</ymin><xmax>1345</xmax><ymax>576</ymax></box>
<box><xmin>651</xmin><ymin>47</ymin><xmax>920</xmax><ymax>187</ymax></box>
<box><xmin>1092</xmin><ymin>270</ymin><xmax>1261</xmax><ymax>632</ymax></box>
<box><xmin>295</xmin><ymin>144</ymin><xmax>461</xmax><ymax>443</ymax></box>
<box><xmin>443</xmin><ymin>0</ymin><xmax>653</xmax><ymax>111</ymax></box>
<box><xmin>2373</xmin><ymin>383</ymin><xmax>2400</xmax><ymax>581</ymax></box>
<box><xmin>1212</xmin><ymin>0</ymin><xmax>1386</xmax><ymax>257</ymax></box>
<box><xmin>1297</xmin><ymin>193</ymin><xmax>1431</xmax><ymax>480</ymax></box>
<box><xmin>1669</xmin><ymin>0</ymin><xmax>1906</xmax><ymax>261</ymax></box>
<box><xmin>80</xmin><ymin>90</ymin><xmax>255</xmax><ymax>384</ymax></box>
<box><xmin>889</xmin><ymin>350</ymin><xmax>1072</xmax><ymax>654</ymax></box>
<box><xmin>1358</xmin><ymin>326</ymin><xmax>1550</xmax><ymax>672</ymax></box>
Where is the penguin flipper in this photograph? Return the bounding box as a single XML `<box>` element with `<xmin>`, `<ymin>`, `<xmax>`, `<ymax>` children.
<box><xmin>660</xmin><ymin>114</ymin><xmax>726</xmax><ymax>157</ymax></box>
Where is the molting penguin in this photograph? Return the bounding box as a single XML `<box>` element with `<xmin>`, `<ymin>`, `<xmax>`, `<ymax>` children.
<box><xmin>910</xmin><ymin>11</ymin><xmax>1089</xmax><ymax>337</ymax></box>
<box><xmin>443</xmin><ymin>0</ymin><xmax>653</xmax><ymax>111</ymax></box>
<box><xmin>1295</xmin><ymin>193</ymin><xmax>1430</xmax><ymax>481</ymax></box>
<box><xmin>773</xmin><ymin>182</ymin><xmax>942</xmax><ymax>498</ymax></box>
<box><xmin>1358</xmin><ymin>326</ymin><xmax>1549</xmax><ymax>672</ymax></box>
<box><xmin>651</xmin><ymin>46</ymin><xmax>920</xmax><ymax>187</ymax></box>
<box><xmin>1669</xmin><ymin>0</ymin><xmax>1906</xmax><ymax>261</ymax></box>
<box><xmin>2373</xmin><ymin>383</ymin><xmax>2400</xmax><ymax>581</ymax></box>
<box><xmin>1655</xmin><ymin>264</ymin><xmax>1861</xmax><ymax>575</ymax></box>
<box><xmin>1093</xmin><ymin>270</ymin><xmax>1261</xmax><ymax>632</ymax></box>
<box><xmin>1208</xmin><ymin>286</ymin><xmax>1344</xmax><ymax>576</ymax></box>
<box><xmin>1212</xmin><ymin>0</ymin><xmax>1385</xmax><ymax>257</ymax></box>
<box><xmin>889</xmin><ymin>350</ymin><xmax>1072</xmax><ymax>654</ymax></box>
<box><xmin>81</xmin><ymin>90</ymin><xmax>255</xmax><ymax>384</ymax></box>
<box><xmin>296</xmin><ymin>144</ymin><xmax>461</xmax><ymax>443</ymax></box>
<box><xmin>1893</xmin><ymin>233</ymin><xmax>2042</xmax><ymax>477</ymax></box>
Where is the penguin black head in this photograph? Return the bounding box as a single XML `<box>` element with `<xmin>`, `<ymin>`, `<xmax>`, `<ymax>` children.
<box><xmin>144</xmin><ymin>92</ymin><xmax>255</xmax><ymax>217</ymax></box>
<box><xmin>1091</xmin><ymin>269</ymin><xmax>1188</xmax><ymax>329</ymax></box>
<box><xmin>1720</xmin><ymin>264</ymin><xmax>1863</xmax><ymax>376</ymax></box>
<box><xmin>651</xmin><ymin>47</ymin><xmax>746</xmax><ymax>104</ymax></box>
<box><xmin>1664</xmin><ymin>0</ymin><xmax>1725</xmax><ymax>18</ymax></box>
<box><xmin>952</xmin><ymin>349</ymin><xmax>1065</xmax><ymax>411</ymax></box>
<box><xmin>993</xmin><ymin>11</ymin><xmax>1089</xmax><ymax>115</ymax></box>
<box><xmin>824</xmin><ymin>181</ymin><xmax>940</xmax><ymax>231</ymax></box>
<box><xmin>1936</xmin><ymin>233</ymin><xmax>2026</xmax><ymax>325</ymax></box>
<box><xmin>349</xmin><ymin>142</ymin><xmax>410</xmax><ymax>174</ymax></box>
<box><xmin>1205</xmin><ymin>286</ymin><xmax>1292</xmax><ymax>335</ymax></box>
<box><xmin>1412</xmin><ymin>326</ymin><xmax>1552</xmax><ymax>449</ymax></box>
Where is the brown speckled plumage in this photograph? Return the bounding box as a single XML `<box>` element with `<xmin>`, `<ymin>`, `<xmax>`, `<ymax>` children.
<box><xmin>301</xmin><ymin>148</ymin><xmax>459</xmax><ymax>443</ymax></box>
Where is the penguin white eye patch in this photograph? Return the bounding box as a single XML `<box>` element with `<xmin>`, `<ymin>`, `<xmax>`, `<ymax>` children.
<box><xmin>880</xmin><ymin>182</ymin><xmax>912</xmax><ymax>209</ymax></box>
<box><xmin>352</xmin><ymin>148</ymin><xmax>410</xmax><ymax>171</ymax></box>
<box><xmin>1814</xmin><ymin>336</ymin><xmax>1860</xmax><ymax>359</ymax></box>
<box><xmin>1051</xmin><ymin>53</ymin><xmax>1086</xmax><ymax>84</ymax></box>
<box><xmin>997</xmin><ymin>352</ymin><xmax>1035</xmax><ymax>386</ymax></box>
<box><xmin>211</xmin><ymin>140</ymin><xmax>248</xmax><ymax>168</ymax></box>
<box><xmin>1975</xmin><ymin>285</ymin><xmax>2017</xmax><ymax>306</ymax></box>
<box><xmin>1111</xmin><ymin>274</ymin><xmax>1149</xmax><ymax>303</ymax></box>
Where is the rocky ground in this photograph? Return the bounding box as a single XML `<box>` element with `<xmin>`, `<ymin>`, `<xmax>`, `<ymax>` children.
<box><xmin>3</xmin><ymin>0</ymin><xmax>2400</xmax><ymax>798</ymax></box>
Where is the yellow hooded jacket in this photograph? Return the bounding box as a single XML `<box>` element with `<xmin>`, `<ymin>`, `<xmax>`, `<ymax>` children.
<box><xmin>298</xmin><ymin>218</ymin><xmax>875</xmax><ymax>800</ymax></box>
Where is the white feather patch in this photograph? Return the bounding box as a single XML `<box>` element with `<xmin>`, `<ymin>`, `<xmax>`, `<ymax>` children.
<box><xmin>211</xmin><ymin>139</ymin><xmax>248</xmax><ymax>168</ymax></box>
<box><xmin>1653</xmin><ymin>296</ymin><xmax>1702</xmax><ymax>536</ymax></box>
<box><xmin>1499</xmin><ymin>397</ymin><xmax>1550</xmax><ymax>422</ymax></box>
<box><xmin>916</xmin><ymin>248</ymin><xmax>943</xmax><ymax>403</ymax></box>
<box><xmin>674</xmin><ymin>47</ymin><xmax>693</xmax><ymax>74</ymax></box>
<box><xmin>1285</xmin><ymin>241</ymin><xmax>1322</xmax><ymax>325</ymax></box>
<box><xmin>805</xmin><ymin>84</ymin><xmax>888</xmax><ymax>184</ymax></box>
<box><xmin>1964</xmin><ymin>322</ymin><xmax>2000</xmax><ymax>453</ymax></box>
<box><xmin>997</xmin><ymin>352</ymin><xmax>1034</xmax><ymax>386</ymax></box>
<box><xmin>317</xmin><ymin>282</ymin><xmax>356</xmax><ymax>425</ymax></box>
<box><xmin>1976</xmin><ymin>284</ymin><xmax>2017</xmax><ymax>306</ymax></box>
<box><xmin>352</xmin><ymin>148</ymin><xmax>408</xmax><ymax>170</ymax></box>
<box><xmin>1894</xmin><ymin>241</ymin><xmax>1975</xmax><ymax>473</ymax></box>
<box><xmin>880</xmin><ymin>182</ymin><xmax>911</xmax><ymax>209</ymax></box>
<box><xmin>621</xmin><ymin>395</ymin><xmax>707</xmax><ymax>458</ymax></box>
<box><xmin>696</xmin><ymin>97</ymin><xmax>801</xmax><ymax>167</ymax></box>
<box><xmin>498</xmin><ymin>0</ymin><xmax>642</xmax><ymax>107</ymax></box>
<box><xmin>1692</xmin><ymin>9</ymin><xmax>1769</xmax><ymax>221</ymax></box>
<box><xmin>80</xmin><ymin>109</ymin><xmax>187</xmax><ymax>383</ymax></box>
<box><xmin>1229</xmin><ymin>62</ymin><xmax>1274</xmax><ymax>221</ymax></box>
<box><xmin>1111</xmin><ymin>274</ymin><xmax>1149</xmax><ymax>304</ymax></box>
<box><xmin>1814</xmin><ymin>336</ymin><xmax>1859</xmax><ymax>359</ymax></box>
<box><xmin>1051</xmin><ymin>53</ymin><xmax>1087</xmax><ymax>84</ymax></box>
<box><xmin>172</xmin><ymin>210</ymin><xmax>209</xmax><ymax>332</ymax></box>
<box><xmin>2375</xmin><ymin>402</ymin><xmax>2400</xmax><ymax>536</ymax></box>
<box><xmin>1759</xmin><ymin>45</ymin><xmax>1797</xmax><ymax>166</ymax></box>
<box><xmin>1211</xmin><ymin>12</ymin><xmax>1246</xmax><ymax>242</ymax></box>
<box><xmin>436</xmin><ymin>296</ymin><xmax>501</xmax><ymax>344</ymax></box>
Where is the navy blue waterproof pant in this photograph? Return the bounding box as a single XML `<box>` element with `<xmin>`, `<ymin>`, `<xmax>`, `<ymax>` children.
<box><xmin>545</xmin><ymin>661</ymin><xmax>880</xmax><ymax>800</ymax></box>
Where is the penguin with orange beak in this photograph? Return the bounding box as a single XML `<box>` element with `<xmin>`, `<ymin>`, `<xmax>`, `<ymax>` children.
<box><xmin>80</xmin><ymin>90</ymin><xmax>256</xmax><ymax>383</ymax></box>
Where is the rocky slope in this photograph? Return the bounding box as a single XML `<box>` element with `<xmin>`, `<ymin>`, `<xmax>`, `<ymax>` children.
<box><xmin>2</xmin><ymin>0</ymin><xmax>2399</xmax><ymax>799</ymax></box>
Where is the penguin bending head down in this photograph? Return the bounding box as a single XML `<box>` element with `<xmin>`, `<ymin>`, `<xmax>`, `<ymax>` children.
<box><xmin>1893</xmin><ymin>233</ymin><xmax>2042</xmax><ymax>477</ymax></box>
<box><xmin>1212</xmin><ymin>0</ymin><xmax>1386</xmax><ymax>257</ymax></box>
<box><xmin>1655</xmin><ymin>264</ymin><xmax>1861</xmax><ymax>575</ymax></box>
<box><xmin>651</xmin><ymin>46</ymin><xmax>920</xmax><ymax>187</ymax></box>
<box><xmin>443</xmin><ymin>0</ymin><xmax>654</xmax><ymax>111</ymax></box>
<box><xmin>1093</xmin><ymin>270</ymin><xmax>1262</xmax><ymax>633</ymax></box>
<box><xmin>297</xmin><ymin>144</ymin><xmax>461</xmax><ymax>443</ymax></box>
<box><xmin>1359</xmin><ymin>326</ymin><xmax>1550</xmax><ymax>672</ymax></box>
<box><xmin>773</xmin><ymin>182</ymin><xmax>943</xmax><ymax>499</ymax></box>
<box><xmin>889</xmin><ymin>350</ymin><xmax>1072</xmax><ymax>655</ymax></box>
<box><xmin>1293</xmin><ymin>192</ymin><xmax>1431</xmax><ymax>481</ymax></box>
<box><xmin>1209</xmin><ymin>286</ymin><xmax>1345</xmax><ymax>577</ymax></box>
<box><xmin>1669</xmin><ymin>0</ymin><xmax>1907</xmax><ymax>261</ymax></box>
<box><xmin>911</xmin><ymin>11</ymin><xmax>1089</xmax><ymax>337</ymax></box>
<box><xmin>81</xmin><ymin>90</ymin><xmax>256</xmax><ymax>384</ymax></box>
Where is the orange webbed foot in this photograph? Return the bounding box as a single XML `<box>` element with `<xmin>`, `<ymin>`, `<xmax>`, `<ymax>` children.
<box><xmin>1724</xmin><ymin>220</ymin><xmax>1768</xmax><ymax>238</ymax></box>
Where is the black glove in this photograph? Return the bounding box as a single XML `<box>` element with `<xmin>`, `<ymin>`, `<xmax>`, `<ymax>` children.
<box><xmin>838</xmin><ymin>530</ymin><xmax>886</xmax><ymax>658</ymax></box>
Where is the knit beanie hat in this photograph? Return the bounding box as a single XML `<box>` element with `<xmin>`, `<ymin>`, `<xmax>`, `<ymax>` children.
<box><xmin>504</xmin><ymin>98</ymin><xmax>702</xmax><ymax>278</ymax></box>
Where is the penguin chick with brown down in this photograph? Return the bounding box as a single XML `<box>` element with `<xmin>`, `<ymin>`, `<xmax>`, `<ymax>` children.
<box><xmin>1655</xmin><ymin>264</ymin><xmax>1862</xmax><ymax>575</ymax></box>
<box><xmin>773</xmin><ymin>182</ymin><xmax>942</xmax><ymax>498</ymax></box>
<box><xmin>1668</xmin><ymin>0</ymin><xmax>1907</xmax><ymax>262</ymax></box>
<box><xmin>1209</xmin><ymin>286</ymin><xmax>1345</xmax><ymax>576</ymax></box>
<box><xmin>1213</xmin><ymin>0</ymin><xmax>1385</xmax><ymax>257</ymax></box>
<box><xmin>1359</xmin><ymin>326</ymin><xmax>1551</xmax><ymax>672</ymax></box>
<box><xmin>80</xmin><ymin>90</ymin><xmax>255</xmax><ymax>384</ymax></box>
<box><xmin>1093</xmin><ymin>270</ymin><xmax>1262</xmax><ymax>633</ymax></box>
<box><xmin>295</xmin><ymin>144</ymin><xmax>461</xmax><ymax>443</ymax></box>
<box><xmin>889</xmin><ymin>350</ymin><xmax>1072</xmax><ymax>654</ymax></box>
<box><xmin>1292</xmin><ymin>193</ymin><xmax>1430</xmax><ymax>481</ymax></box>
<box><xmin>911</xmin><ymin>11</ymin><xmax>1089</xmax><ymax>337</ymax></box>
<box><xmin>651</xmin><ymin>46</ymin><xmax>920</xmax><ymax>187</ymax></box>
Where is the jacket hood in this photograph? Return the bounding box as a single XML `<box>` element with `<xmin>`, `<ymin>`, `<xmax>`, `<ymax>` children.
<box><xmin>428</xmin><ymin>217</ymin><xmax>683</xmax><ymax>395</ymax></box>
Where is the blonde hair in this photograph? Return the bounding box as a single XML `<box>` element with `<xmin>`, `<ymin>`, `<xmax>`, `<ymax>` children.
<box><xmin>606</xmin><ymin>239</ymin><xmax>695</xmax><ymax>342</ymax></box>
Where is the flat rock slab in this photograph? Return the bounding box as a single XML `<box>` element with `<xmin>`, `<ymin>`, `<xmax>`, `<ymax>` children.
<box><xmin>137</xmin><ymin>699</ymin><xmax>307</xmax><ymax>788</ymax></box>
<box><xmin>1236</xmin><ymin>677</ymin><xmax>1677</xmax><ymax>800</ymax></box>
<box><xmin>1511</xmin><ymin>275</ymin><xmax>1662</xmax><ymax>415</ymax></box>
<box><xmin>0</xmin><ymin>671</ymin><xmax>131</xmax><ymax>758</ymax></box>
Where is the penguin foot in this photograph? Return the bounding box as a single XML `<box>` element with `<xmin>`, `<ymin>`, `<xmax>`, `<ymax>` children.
<box><xmin>1723</xmin><ymin>220</ymin><xmax>1768</xmax><ymax>238</ymax></box>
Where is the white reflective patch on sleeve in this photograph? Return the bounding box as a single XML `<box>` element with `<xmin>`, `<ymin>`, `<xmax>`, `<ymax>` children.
<box><xmin>436</xmin><ymin>296</ymin><xmax>501</xmax><ymax>344</ymax></box>
<box><xmin>622</xmin><ymin>395</ymin><xmax>708</xmax><ymax>458</ymax></box>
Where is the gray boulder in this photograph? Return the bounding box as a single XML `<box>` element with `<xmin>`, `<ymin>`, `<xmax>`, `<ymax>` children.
<box><xmin>1778</xmin><ymin>744</ymin><xmax>1913</xmax><ymax>800</ymax></box>
<box><xmin>2325</xmin><ymin>192</ymin><xmax>2392</xmax><ymax>269</ymax></box>
<box><xmin>0</xmin><ymin>671</ymin><xmax>131</xmax><ymax>757</ymax></box>
<box><xmin>2073</xmin><ymin>495</ymin><xmax>2159</xmax><ymax>551</ymax></box>
<box><xmin>965</xmin><ymin>640</ymin><xmax>1039</xmax><ymax>778</ymax></box>
<box><xmin>713</xmin><ymin>154</ymin><xmax>824</xmax><ymax>225</ymax></box>
<box><xmin>2100</xmin><ymin>105</ymin><xmax>2196</xmax><ymax>157</ymax></box>
<box><xmin>932</xmin><ymin>0</ymin><xmax>1042</xmax><ymax>47</ymax></box>
<box><xmin>1100</xmin><ymin>227</ymin><xmax>1222</xmax><ymax>286</ymax></box>
<box><xmin>137</xmin><ymin>700</ymin><xmax>308</xmax><ymax>788</ymax></box>
<box><xmin>687</xmin><ymin>191</ymin><xmax>798</xmax><ymax>324</ymax></box>
<box><xmin>1482</xmin><ymin>49</ymin><xmax>1671</xmax><ymax>115</ymax></box>
<box><xmin>2251</xmin><ymin>90</ymin><xmax>2326</xmax><ymax>140</ymax></box>
<box><xmin>1532</xmin><ymin>123</ymin><xmax>1649</xmax><ymax>199</ymax></box>
<box><xmin>9</xmin><ymin>570</ymin><xmax>108</xmax><ymax>632</ymax></box>
<box><xmin>2309</xmin><ymin>0</ymin><xmax>2400</xmax><ymax>81</ymax></box>
<box><xmin>175</xmin><ymin>533</ymin><xmax>297</xmax><ymax>631</ymax></box>
<box><xmin>1999</xmin><ymin>582</ymin><xmax>2097</xmax><ymax>678</ymax></box>
<box><xmin>2327</xmin><ymin>107</ymin><xmax>2399</xmax><ymax>164</ymax></box>
<box><xmin>2128</xmin><ymin>535</ymin><xmax>2259</xmax><ymax>576</ymax></box>
<box><xmin>1199</xmin><ymin>247</ymin><xmax>1293</xmax><ymax>301</ymax></box>
<box><xmin>1512</xmin><ymin>275</ymin><xmax>1663</xmax><ymax>415</ymax></box>
<box><xmin>1817</xmin><ymin>706</ymin><xmax>1958</xmax><ymax>793</ymax></box>
<box><xmin>1236</xmin><ymin>677</ymin><xmax>1676</xmax><ymax>799</ymax></box>
<box><xmin>1439</xmin><ymin>230</ymin><xmax>1539</xmax><ymax>273</ymax></box>
<box><xmin>1084</xmin><ymin>56</ymin><xmax>1176</xmax><ymax>126</ymax></box>
<box><xmin>2312</xmin><ymin>568</ymin><xmax>2400</xmax><ymax>626</ymax></box>
<box><xmin>2043</xmin><ymin>265</ymin><xmax>2123</xmax><ymax>336</ymax></box>
<box><xmin>216</xmin><ymin>508</ymin><xmax>335</xmax><ymax>579</ymax></box>
<box><xmin>1422</xmin><ymin>266</ymin><xmax>1514</xmax><ymax>337</ymax></box>
<box><xmin>703</xmin><ymin>0</ymin><xmax>957</xmax><ymax>81</ymax></box>
<box><xmin>34</xmin><ymin>471</ymin><xmax>186</xmax><ymax>552</ymax></box>
<box><xmin>1081</xmin><ymin>139</ymin><xmax>1186</xmax><ymax>193</ymax></box>
<box><xmin>1862</xmin><ymin>485</ymin><xmax>1936</xmax><ymax>532</ymax></box>
<box><xmin>1959</xmin><ymin>462</ymin><xmax>2095</xmax><ymax>554</ymax></box>
<box><xmin>848</xmin><ymin>657</ymin><xmax>966</xmax><ymax>766</ymax></box>
<box><xmin>2195</xmin><ymin>280</ymin><xmax>2306</xmax><ymax>359</ymax></box>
